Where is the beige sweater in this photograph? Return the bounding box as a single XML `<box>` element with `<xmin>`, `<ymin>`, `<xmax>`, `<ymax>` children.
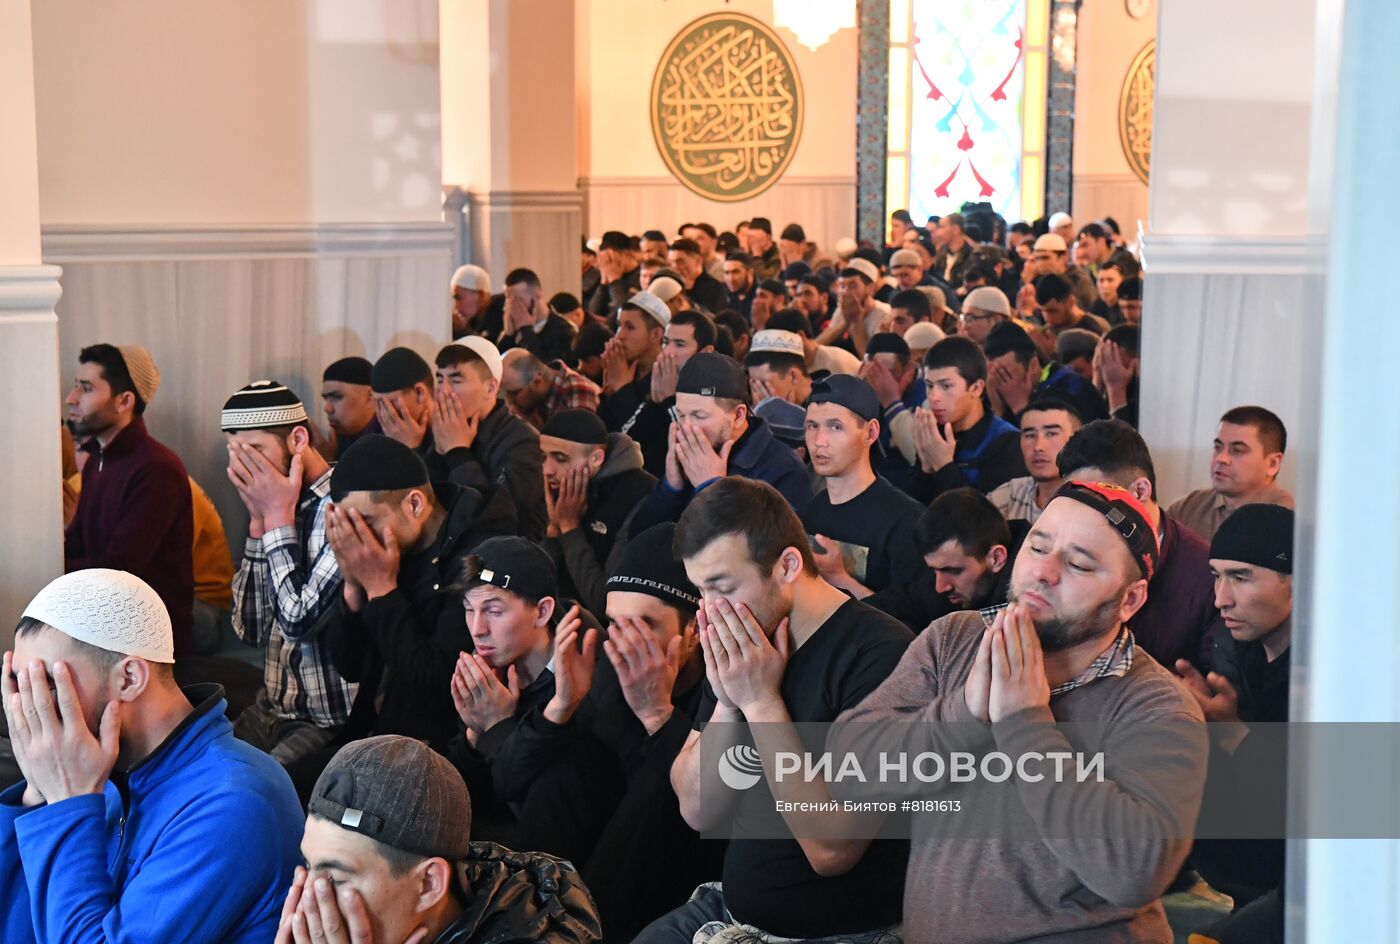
<box><xmin>836</xmin><ymin>611</ymin><xmax>1207</xmax><ymax>943</ymax></box>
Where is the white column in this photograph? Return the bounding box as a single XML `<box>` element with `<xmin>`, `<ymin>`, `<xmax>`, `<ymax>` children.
<box><xmin>441</xmin><ymin>0</ymin><xmax>582</xmax><ymax>299</ymax></box>
<box><xmin>0</xmin><ymin>0</ymin><xmax>62</xmax><ymax>642</ymax></box>
<box><xmin>1297</xmin><ymin>0</ymin><xmax>1400</xmax><ymax>938</ymax></box>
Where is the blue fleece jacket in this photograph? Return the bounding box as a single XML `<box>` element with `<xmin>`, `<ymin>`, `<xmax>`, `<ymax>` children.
<box><xmin>0</xmin><ymin>685</ymin><xmax>304</xmax><ymax>943</ymax></box>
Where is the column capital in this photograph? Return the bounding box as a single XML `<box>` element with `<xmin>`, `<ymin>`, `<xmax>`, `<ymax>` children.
<box><xmin>0</xmin><ymin>264</ymin><xmax>62</xmax><ymax>323</ymax></box>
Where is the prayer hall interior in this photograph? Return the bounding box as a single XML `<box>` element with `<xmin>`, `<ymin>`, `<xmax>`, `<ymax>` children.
<box><xmin>0</xmin><ymin>1</ymin><xmax>1394</xmax><ymax>942</ymax></box>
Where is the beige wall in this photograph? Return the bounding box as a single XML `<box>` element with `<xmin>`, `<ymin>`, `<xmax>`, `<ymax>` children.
<box><xmin>578</xmin><ymin>0</ymin><xmax>858</xmax><ymax>248</ymax></box>
<box><xmin>32</xmin><ymin>0</ymin><xmax>442</xmax><ymax>225</ymax></box>
<box><xmin>1071</xmin><ymin>0</ymin><xmax>1154</xmax><ymax>232</ymax></box>
<box><xmin>1150</xmin><ymin>0</ymin><xmax>1313</xmax><ymax>236</ymax></box>
<box><xmin>0</xmin><ymin>0</ymin><xmax>45</xmax><ymax>263</ymax></box>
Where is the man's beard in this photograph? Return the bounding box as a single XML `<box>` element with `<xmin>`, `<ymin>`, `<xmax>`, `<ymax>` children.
<box><xmin>69</xmin><ymin>410</ymin><xmax>116</xmax><ymax>439</ymax></box>
<box><xmin>1014</xmin><ymin>590</ymin><xmax>1124</xmax><ymax>652</ymax></box>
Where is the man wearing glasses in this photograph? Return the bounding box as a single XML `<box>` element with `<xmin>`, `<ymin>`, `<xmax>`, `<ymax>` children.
<box><xmin>957</xmin><ymin>286</ymin><xmax>1017</xmax><ymax>346</ymax></box>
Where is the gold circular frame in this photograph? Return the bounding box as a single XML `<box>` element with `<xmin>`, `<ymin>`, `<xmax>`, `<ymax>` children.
<box><xmin>650</xmin><ymin>12</ymin><xmax>805</xmax><ymax>202</ymax></box>
<box><xmin>1118</xmin><ymin>40</ymin><xmax>1155</xmax><ymax>186</ymax></box>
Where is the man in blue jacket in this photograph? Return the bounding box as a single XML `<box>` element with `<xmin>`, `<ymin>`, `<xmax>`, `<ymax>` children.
<box><xmin>1</xmin><ymin>568</ymin><xmax>304</xmax><ymax>943</ymax></box>
<box><xmin>627</xmin><ymin>353</ymin><xmax>810</xmax><ymax>536</ymax></box>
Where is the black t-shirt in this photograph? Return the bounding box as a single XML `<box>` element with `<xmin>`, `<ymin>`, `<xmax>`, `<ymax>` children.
<box><xmin>801</xmin><ymin>477</ymin><xmax>927</xmax><ymax>594</ymax></box>
<box><xmin>693</xmin><ymin>599</ymin><xmax>913</xmax><ymax>936</ymax></box>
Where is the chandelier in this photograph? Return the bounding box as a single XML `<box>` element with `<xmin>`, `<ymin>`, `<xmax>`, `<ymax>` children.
<box><xmin>772</xmin><ymin>0</ymin><xmax>856</xmax><ymax>51</ymax></box>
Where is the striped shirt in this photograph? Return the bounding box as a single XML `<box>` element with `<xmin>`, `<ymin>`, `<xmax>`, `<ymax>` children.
<box><xmin>231</xmin><ymin>469</ymin><xmax>357</xmax><ymax>727</ymax></box>
<box><xmin>979</xmin><ymin>604</ymin><xmax>1136</xmax><ymax>696</ymax></box>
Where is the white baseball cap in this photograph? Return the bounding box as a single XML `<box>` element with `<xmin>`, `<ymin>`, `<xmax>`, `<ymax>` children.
<box><xmin>23</xmin><ymin>569</ymin><xmax>174</xmax><ymax>664</ymax></box>
<box><xmin>451</xmin><ymin>264</ymin><xmax>491</xmax><ymax>293</ymax></box>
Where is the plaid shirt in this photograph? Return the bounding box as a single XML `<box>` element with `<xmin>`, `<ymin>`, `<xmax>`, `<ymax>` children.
<box><xmin>987</xmin><ymin>475</ymin><xmax>1046</xmax><ymax>524</ymax></box>
<box><xmin>547</xmin><ymin>361</ymin><xmax>601</xmax><ymax>415</ymax></box>
<box><xmin>231</xmin><ymin>469</ymin><xmax>357</xmax><ymax>727</ymax></box>
<box><xmin>979</xmin><ymin>604</ymin><xmax>1135</xmax><ymax>696</ymax></box>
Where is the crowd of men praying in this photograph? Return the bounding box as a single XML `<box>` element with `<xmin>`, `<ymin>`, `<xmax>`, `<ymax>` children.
<box><xmin>1</xmin><ymin>206</ymin><xmax>1293</xmax><ymax>944</ymax></box>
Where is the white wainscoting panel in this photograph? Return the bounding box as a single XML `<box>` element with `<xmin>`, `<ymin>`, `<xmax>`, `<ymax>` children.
<box><xmin>1138</xmin><ymin>232</ymin><xmax>1321</xmax><ymax>506</ymax></box>
<box><xmin>466</xmin><ymin>189</ymin><xmax>584</xmax><ymax>301</ymax></box>
<box><xmin>42</xmin><ymin>223</ymin><xmax>454</xmax><ymax>549</ymax></box>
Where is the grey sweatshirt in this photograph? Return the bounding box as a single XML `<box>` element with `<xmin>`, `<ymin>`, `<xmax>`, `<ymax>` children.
<box><xmin>836</xmin><ymin>611</ymin><xmax>1207</xmax><ymax>943</ymax></box>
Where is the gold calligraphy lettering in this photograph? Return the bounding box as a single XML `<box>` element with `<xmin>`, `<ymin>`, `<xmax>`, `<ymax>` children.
<box><xmin>1118</xmin><ymin>41</ymin><xmax>1154</xmax><ymax>186</ymax></box>
<box><xmin>651</xmin><ymin>13</ymin><xmax>804</xmax><ymax>201</ymax></box>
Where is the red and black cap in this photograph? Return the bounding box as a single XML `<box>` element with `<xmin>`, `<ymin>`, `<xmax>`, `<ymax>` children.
<box><xmin>1050</xmin><ymin>480</ymin><xmax>1160</xmax><ymax>581</ymax></box>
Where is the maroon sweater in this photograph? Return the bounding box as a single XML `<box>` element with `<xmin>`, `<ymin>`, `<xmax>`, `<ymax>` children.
<box><xmin>66</xmin><ymin>418</ymin><xmax>194</xmax><ymax>655</ymax></box>
<box><xmin>1130</xmin><ymin>513</ymin><xmax>1221</xmax><ymax>670</ymax></box>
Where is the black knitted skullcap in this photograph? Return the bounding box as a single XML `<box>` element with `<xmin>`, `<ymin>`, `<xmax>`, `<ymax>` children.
<box><xmin>323</xmin><ymin>356</ymin><xmax>373</xmax><ymax>386</ymax></box>
<box><xmin>330</xmin><ymin>435</ymin><xmax>429</xmax><ymax>500</ymax></box>
<box><xmin>540</xmin><ymin>409</ymin><xmax>608</xmax><ymax>446</ymax></box>
<box><xmin>371</xmin><ymin>348</ymin><xmax>433</xmax><ymax>394</ymax></box>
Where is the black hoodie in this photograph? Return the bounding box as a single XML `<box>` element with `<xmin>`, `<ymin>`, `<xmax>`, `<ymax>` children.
<box><xmin>544</xmin><ymin>432</ymin><xmax>657</xmax><ymax>615</ymax></box>
<box><xmin>425</xmin><ymin>398</ymin><xmax>547</xmax><ymax>542</ymax></box>
<box><xmin>323</xmin><ymin>482</ymin><xmax>518</xmax><ymax>753</ymax></box>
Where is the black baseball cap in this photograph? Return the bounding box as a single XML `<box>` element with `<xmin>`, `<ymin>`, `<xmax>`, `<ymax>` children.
<box><xmin>806</xmin><ymin>373</ymin><xmax>881</xmax><ymax>423</ymax></box>
<box><xmin>676</xmin><ymin>352</ymin><xmax>748</xmax><ymax>401</ymax></box>
<box><xmin>458</xmin><ymin>536</ymin><xmax>559</xmax><ymax>603</ymax></box>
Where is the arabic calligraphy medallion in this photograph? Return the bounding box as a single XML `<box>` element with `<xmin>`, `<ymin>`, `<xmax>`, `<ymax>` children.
<box><xmin>651</xmin><ymin>12</ymin><xmax>805</xmax><ymax>202</ymax></box>
<box><xmin>1118</xmin><ymin>40</ymin><xmax>1154</xmax><ymax>186</ymax></box>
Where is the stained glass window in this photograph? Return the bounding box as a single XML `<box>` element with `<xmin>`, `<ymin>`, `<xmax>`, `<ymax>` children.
<box><xmin>887</xmin><ymin>0</ymin><xmax>1049</xmax><ymax>223</ymax></box>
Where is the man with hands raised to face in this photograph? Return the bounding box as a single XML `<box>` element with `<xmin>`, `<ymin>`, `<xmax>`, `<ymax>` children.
<box><xmin>906</xmin><ymin>336</ymin><xmax>1026</xmax><ymax>500</ymax></box>
<box><xmin>1</xmin><ymin>569</ymin><xmax>303</xmax><ymax>943</ymax></box>
<box><xmin>321</xmin><ymin>436</ymin><xmax>516</xmax><ymax>754</ymax></box>
<box><xmin>223</xmin><ymin>381</ymin><xmax>357</xmax><ymax>765</ymax></box>
<box><xmin>280</xmin><ymin>734</ymin><xmax>601</xmax><ymax>944</ymax></box>
<box><xmin>635</xmin><ymin>479</ymin><xmax>913</xmax><ymax>944</ymax></box>
<box><xmin>620</xmin><ymin>308</ymin><xmax>717</xmax><ymax>477</ymax></box>
<box><xmin>482</xmin><ymin>523</ymin><xmax>719</xmax><ymax>939</ymax></box>
<box><xmin>628</xmin><ymin>353</ymin><xmax>811</xmax><ymax>536</ymax></box>
<box><xmin>838</xmin><ymin>481</ymin><xmax>1208</xmax><ymax>944</ymax></box>
<box><xmin>538</xmin><ymin>409</ymin><xmax>655</xmax><ymax>615</ymax></box>
<box><xmin>443</xmin><ymin>538</ymin><xmax>592</xmax><ymax>838</ymax></box>
<box><xmin>431</xmin><ymin>341</ymin><xmax>546</xmax><ymax>542</ymax></box>
<box><xmin>497</xmin><ymin>267</ymin><xmax>576</xmax><ymax>365</ymax></box>
<box><xmin>598</xmin><ymin>292</ymin><xmax>669</xmax><ymax>432</ymax></box>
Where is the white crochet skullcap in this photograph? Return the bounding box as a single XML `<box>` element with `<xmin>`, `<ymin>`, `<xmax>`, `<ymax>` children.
<box><xmin>22</xmin><ymin>569</ymin><xmax>174</xmax><ymax>663</ymax></box>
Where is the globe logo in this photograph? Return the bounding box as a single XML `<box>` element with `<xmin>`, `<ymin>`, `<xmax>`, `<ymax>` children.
<box><xmin>718</xmin><ymin>744</ymin><xmax>764</xmax><ymax>790</ymax></box>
